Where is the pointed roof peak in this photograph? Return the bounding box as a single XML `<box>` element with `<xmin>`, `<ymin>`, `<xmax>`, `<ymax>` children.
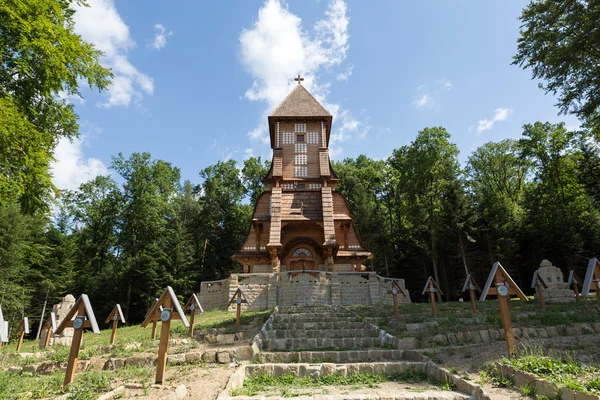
<box><xmin>270</xmin><ymin>84</ymin><xmax>331</xmax><ymax>118</ymax></box>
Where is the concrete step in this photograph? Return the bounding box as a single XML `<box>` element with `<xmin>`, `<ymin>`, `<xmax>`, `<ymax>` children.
<box><xmin>261</xmin><ymin>328</ymin><xmax>379</xmax><ymax>340</ymax></box>
<box><xmin>255</xmin><ymin>349</ymin><xmax>405</xmax><ymax>363</ymax></box>
<box><xmin>273</xmin><ymin>316</ymin><xmax>361</xmax><ymax>323</ymax></box>
<box><xmin>271</xmin><ymin>321</ymin><xmax>368</xmax><ymax>330</ymax></box>
<box><xmin>262</xmin><ymin>336</ymin><xmax>383</xmax><ymax>351</ymax></box>
<box><xmin>277</xmin><ymin>306</ymin><xmax>339</xmax><ymax>313</ymax></box>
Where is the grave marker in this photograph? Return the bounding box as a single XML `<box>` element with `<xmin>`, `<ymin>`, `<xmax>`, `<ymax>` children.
<box><xmin>530</xmin><ymin>271</ymin><xmax>548</xmax><ymax>309</ymax></box>
<box><xmin>15</xmin><ymin>317</ymin><xmax>30</xmax><ymax>352</ymax></box>
<box><xmin>461</xmin><ymin>274</ymin><xmax>481</xmax><ymax>314</ymax></box>
<box><xmin>228</xmin><ymin>288</ymin><xmax>249</xmax><ymax>331</ymax></box>
<box><xmin>387</xmin><ymin>280</ymin><xmax>407</xmax><ymax>320</ymax></box>
<box><xmin>0</xmin><ymin>305</ymin><xmax>8</xmax><ymax>349</ymax></box>
<box><xmin>54</xmin><ymin>294</ymin><xmax>100</xmax><ymax>386</ymax></box>
<box><xmin>567</xmin><ymin>270</ymin><xmax>583</xmax><ymax>302</ymax></box>
<box><xmin>480</xmin><ymin>262</ymin><xmax>527</xmax><ymax>356</ymax></box>
<box><xmin>141</xmin><ymin>286</ymin><xmax>189</xmax><ymax>385</ymax></box>
<box><xmin>105</xmin><ymin>304</ymin><xmax>125</xmax><ymax>346</ymax></box>
<box><xmin>41</xmin><ymin>312</ymin><xmax>57</xmax><ymax>349</ymax></box>
<box><xmin>144</xmin><ymin>298</ymin><xmax>163</xmax><ymax>340</ymax></box>
<box><xmin>183</xmin><ymin>294</ymin><xmax>204</xmax><ymax>336</ymax></box>
<box><xmin>421</xmin><ymin>277</ymin><xmax>443</xmax><ymax>318</ymax></box>
<box><xmin>581</xmin><ymin>258</ymin><xmax>600</xmax><ymax>303</ymax></box>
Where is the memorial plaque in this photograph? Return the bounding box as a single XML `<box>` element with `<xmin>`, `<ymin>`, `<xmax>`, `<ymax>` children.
<box><xmin>105</xmin><ymin>304</ymin><xmax>126</xmax><ymax>346</ymax></box>
<box><xmin>387</xmin><ymin>280</ymin><xmax>407</xmax><ymax>321</ymax></box>
<box><xmin>0</xmin><ymin>305</ymin><xmax>8</xmax><ymax>348</ymax></box>
<box><xmin>228</xmin><ymin>288</ymin><xmax>249</xmax><ymax>332</ymax></box>
<box><xmin>421</xmin><ymin>277</ymin><xmax>443</xmax><ymax>318</ymax></box>
<box><xmin>183</xmin><ymin>294</ymin><xmax>204</xmax><ymax>336</ymax></box>
<box><xmin>581</xmin><ymin>258</ymin><xmax>600</xmax><ymax>303</ymax></box>
<box><xmin>461</xmin><ymin>274</ymin><xmax>481</xmax><ymax>314</ymax></box>
<box><xmin>54</xmin><ymin>294</ymin><xmax>100</xmax><ymax>386</ymax></box>
<box><xmin>141</xmin><ymin>286</ymin><xmax>189</xmax><ymax>385</ymax></box>
<box><xmin>480</xmin><ymin>262</ymin><xmax>527</xmax><ymax>356</ymax></box>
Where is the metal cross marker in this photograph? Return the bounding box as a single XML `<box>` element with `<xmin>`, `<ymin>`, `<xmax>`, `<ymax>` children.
<box><xmin>294</xmin><ymin>74</ymin><xmax>304</xmax><ymax>85</ymax></box>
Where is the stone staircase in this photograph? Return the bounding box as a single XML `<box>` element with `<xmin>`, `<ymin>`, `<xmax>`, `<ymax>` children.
<box><xmin>255</xmin><ymin>305</ymin><xmax>403</xmax><ymax>363</ymax></box>
<box><xmin>219</xmin><ymin>305</ymin><xmax>492</xmax><ymax>400</ymax></box>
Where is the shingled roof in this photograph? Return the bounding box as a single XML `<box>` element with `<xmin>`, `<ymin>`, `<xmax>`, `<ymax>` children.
<box><xmin>270</xmin><ymin>85</ymin><xmax>331</xmax><ymax>117</ymax></box>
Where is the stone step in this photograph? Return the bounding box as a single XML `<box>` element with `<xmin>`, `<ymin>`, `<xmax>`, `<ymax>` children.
<box><xmin>273</xmin><ymin>316</ymin><xmax>361</xmax><ymax>323</ymax></box>
<box><xmin>274</xmin><ymin>311</ymin><xmax>356</xmax><ymax>318</ymax></box>
<box><xmin>271</xmin><ymin>321</ymin><xmax>368</xmax><ymax>330</ymax></box>
<box><xmin>261</xmin><ymin>328</ymin><xmax>379</xmax><ymax>340</ymax></box>
<box><xmin>263</xmin><ymin>336</ymin><xmax>383</xmax><ymax>351</ymax></box>
<box><xmin>255</xmin><ymin>349</ymin><xmax>405</xmax><ymax>363</ymax></box>
<box><xmin>277</xmin><ymin>306</ymin><xmax>337</xmax><ymax>313</ymax></box>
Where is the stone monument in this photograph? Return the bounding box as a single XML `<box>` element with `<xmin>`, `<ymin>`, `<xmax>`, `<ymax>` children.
<box><xmin>40</xmin><ymin>294</ymin><xmax>76</xmax><ymax>347</ymax></box>
<box><xmin>534</xmin><ymin>260</ymin><xmax>575</xmax><ymax>303</ymax></box>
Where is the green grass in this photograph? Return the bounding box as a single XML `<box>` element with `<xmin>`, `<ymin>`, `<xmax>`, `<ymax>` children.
<box><xmin>350</xmin><ymin>297</ymin><xmax>600</xmax><ymax>337</ymax></box>
<box><xmin>234</xmin><ymin>370</ymin><xmax>436</xmax><ymax>397</ymax></box>
<box><xmin>500</xmin><ymin>348</ymin><xmax>600</xmax><ymax>394</ymax></box>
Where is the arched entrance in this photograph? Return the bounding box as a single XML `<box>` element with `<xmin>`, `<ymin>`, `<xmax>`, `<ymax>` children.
<box><xmin>288</xmin><ymin>247</ymin><xmax>317</xmax><ymax>271</ymax></box>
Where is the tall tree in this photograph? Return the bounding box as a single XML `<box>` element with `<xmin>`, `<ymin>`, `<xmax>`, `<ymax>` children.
<box><xmin>0</xmin><ymin>0</ymin><xmax>112</xmax><ymax>211</ymax></box>
<box><xmin>513</xmin><ymin>0</ymin><xmax>600</xmax><ymax>137</ymax></box>
<box><xmin>241</xmin><ymin>156</ymin><xmax>270</xmax><ymax>206</ymax></box>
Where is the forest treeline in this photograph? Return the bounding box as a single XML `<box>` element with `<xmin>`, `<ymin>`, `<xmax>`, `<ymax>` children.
<box><xmin>2</xmin><ymin>122</ymin><xmax>600</xmax><ymax>329</ymax></box>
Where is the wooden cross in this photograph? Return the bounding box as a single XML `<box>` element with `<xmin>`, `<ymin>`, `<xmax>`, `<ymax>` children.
<box><xmin>0</xmin><ymin>305</ymin><xmax>8</xmax><ymax>349</ymax></box>
<box><xmin>567</xmin><ymin>270</ymin><xmax>582</xmax><ymax>302</ymax></box>
<box><xmin>54</xmin><ymin>294</ymin><xmax>100</xmax><ymax>386</ymax></box>
<box><xmin>41</xmin><ymin>312</ymin><xmax>57</xmax><ymax>349</ymax></box>
<box><xmin>228</xmin><ymin>288</ymin><xmax>249</xmax><ymax>332</ymax></box>
<box><xmin>582</xmin><ymin>258</ymin><xmax>600</xmax><ymax>303</ymax></box>
<box><xmin>421</xmin><ymin>277</ymin><xmax>443</xmax><ymax>318</ymax></box>
<box><xmin>15</xmin><ymin>317</ymin><xmax>29</xmax><ymax>352</ymax></box>
<box><xmin>461</xmin><ymin>274</ymin><xmax>481</xmax><ymax>315</ymax></box>
<box><xmin>530</xmin><ymin>271</ymin><xmax>548</xmax><ymax>309</ymax></box>
<box><xmin>387</xmin><ymin>280</ymin><xmax>407</xmax><ymax>321</ymax></box>
<box><xmin>480</xmin><ymin>262</ymin><xmax>527</xmax><ymax>357</ymax></box>
<box><xmin>294</xmin><ymin>74</ymin><xmax>304</xmax><ymax>85</ymax></box>
<box><xmin>183</xmin><ymin>294</ymin><xmax>204</xmax><ymax>337</ymax></box>
<box><xmin>105</xmin><ymin>304</ymin><xmax>126</xmax><ymax>346</ymax></box>
<box><xmin>141</xmin><ymin>286</ymin><xmax>189</xmax><ymax>385</ymax></box>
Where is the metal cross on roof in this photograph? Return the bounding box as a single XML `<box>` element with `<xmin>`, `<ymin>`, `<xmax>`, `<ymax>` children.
<box><xmin>294</xmin><ymin>74</ymin><xmax>304</xmax><ymax>85</ymax></box>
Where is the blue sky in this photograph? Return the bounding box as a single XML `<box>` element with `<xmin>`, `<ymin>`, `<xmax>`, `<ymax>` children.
<box><xmin>50</xmin><ymin>0</ymin><xmax>580</xmax><ymax>191</ymax></box>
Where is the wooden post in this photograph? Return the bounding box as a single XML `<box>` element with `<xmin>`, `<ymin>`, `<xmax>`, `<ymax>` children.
<box><xmin>44</xmin><ymin>325</ymin><xmax>52</xmax><ymax>349</ymax></box>
<box><xmin>469</xmin><ymin>288</ymin><xmax>478</xmax><ymax>314</ymax></box>
<box><xmin>64</xmin><ymin>304</ymin><xmax>85</xmax><ymax>386</ymax></box>
<box><xmin>387</xmin><ymin>280</ymin><xmax>406</xmax><ymax>321</ymax></box>
<box><xmin>236</xmin><ymin>291</ymin><xmax>241</xmax><ymax>332</ymax></box>
<box><xmin>536</xmin><ymin>284</ymin><xmax>546</xmax><ymax>310</ymax></box>
<box><xmin>152</xmin><ymin>320</ymin><xmax>158</xmax><ymax>340</ymax></box>
<box><xmin>105</xmin><ymin>304</ymin><xmax>125</xmax><ymax>346</ymax></box>
<box><xmin>184</xmin><ymin>294</ymin><xmax>203</xmax><ymax>337</ymax></box>
<box><xmin>497</xmin><ymin>281</ymin><xmax>517</xmax><ymax>356</ymax></box>
<box><xmin>392</xmin><ymin>292</ymin><xmax>399</xmax><ymax>320</ymax></box>
<box><xmin>110</xmin><ymin>319</ymin><xmax>118</xmax><ymax>346</ymax></box>
<box><xmin>16</xmin><ymin>329</ymin><xmax>25</xmax><ymax>352</ymax></box>
<box><xmin>596</xmin><ymin>282</ymin><xmax>600</xmax><ymax>304</ymax></box>
<box><xmin>15</xmin><ymin>318</ymin><xmax>29</xmax><ymax>353</ymax></box>
<box><xmin>155</xmin><ymin>296</ymin><xmax>171</xmax><ymax>385</ymax></box>
<box><xmin>189</xmin><ymin>310</ymin><xmax>196</xmax><ymax>336</ymax></box>
<box><xmin>429</xmin><ymin>290</ymin><xmax>438</xmax><ymax>318</ymax></box>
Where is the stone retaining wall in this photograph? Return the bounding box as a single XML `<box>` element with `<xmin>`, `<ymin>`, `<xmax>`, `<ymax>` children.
<box><xmin>201</xmin><ymin>272</ymin><xmax>411</xmax><ymax>311</ymax></box>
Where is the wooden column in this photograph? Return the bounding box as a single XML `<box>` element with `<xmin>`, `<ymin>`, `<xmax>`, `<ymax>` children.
<box><xmin>573</xmin><ymin>281</ymin><xmax>581</xmax><ymax>302</ymax></box>
<box><xmin>16</xmin><ymin>329</ymin><xmax>25</xmax><ymax>352</ymax></box>
<box><xmin>151</xmin><ymin>320</ymin><xmax>158</xmax><ymax>340</ymax></box>
<box><xmin>498</xmin><ymin>285</ymin><xmax>516</xmax><ymax>356</ymax></box>
<box><xmin>63</xmin><ymin>304</ymin><xmax>85</xmax><ymax>386</ymax></box>
<box><xmin>44</xmin><ymin>326</ymin><xmax>52</xmax><ymax>349</ymax></box>
<box><xmin>392</xmin><ymin>292</ymin><xmax>399</xmax><ymax>321</ymax></box>
<box><xmin>155</xmin><ymin>296</ymin><xmax>172</xmax><ymax>385</ymax></box>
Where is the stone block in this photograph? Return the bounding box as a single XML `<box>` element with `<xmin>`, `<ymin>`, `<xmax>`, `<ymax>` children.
<box><xmin>535</xmin><ymin>379</ymin><xmax>559</xmax><ymax>398</ymax></box>
<box><xmin>167</xmin><ymin>353</ymin><xmax>186</xmax><ymax>365</ymax></box>
<box><xmin>125</xmin><ymin>354</ymin><xmax>153</xmax><ymax>368</ymax></box>
<box><xmin>358</xmin><ymin>363</ymin><xmax>374</xmax><ymax>375</ymax></box>
<box><xmin>201</xmin><ymin>350</ymin><xmax>217</xmax><ymax>363</ymax></box>
<box><xmin>489</xmin><ymin>329</ymin><xmax>501</xmax><ymax>341</ymax></box>
<box><xmin>546</xmin><ymin>326</ymin><xmax>559</xmax><ymax>337</ymax></box>
<box><xmin>185</xmin><ymin>351</ymin><xmax>203</xmax><ymax>364</ymax></box>
<box><xmin>478</xmin><ymin>330</ymin><xmax>490</xmax><ymax>342</ymax></box>
<box><xmin>347</xmin><ymin>364</ymin><xmax>360</xmax><ymax>376</ymax></box>
<box><xmin>22</xmin><ymin>364</ymin><xmax>41</xmax><ymax>374</ymax></box>
<box><xmin>433</xmin><ymin>334</ymin><xmax>448</xmax><ymax>345</ymax></box>
<box><xmin>581</xmin><ymin>324</ymin><xmax>595</xmax><ymax>335</ymax></box>
<box><xmin>591</xmin><ymin>323</ymin><xmax>600</xmax><ymax>333</ymax></box>
<box><xmin>272</xmin><ymin>364</ymin><xmax>287</xmax><ymax>377</ymax></box>
<box><xmin>335</xmin><ymin>365</ymin><xmax>347</xmax><ymax>377</ymax></box>
<box><xmin>398</xmin><ymin>337</ymin><xmax>419</xmax><ymax>350</ymax></box>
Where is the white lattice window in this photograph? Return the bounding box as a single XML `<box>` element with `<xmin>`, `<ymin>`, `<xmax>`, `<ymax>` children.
<box><xmin>348</xmin><ymin>244</ymin><xmax>361</xmax><ymax>249</ymax></box>
<box><xmin>294</xmin><ymin>123</ymin><xmax>306</xmax><ymax>133</ymax></box>
<box><xmin>308</xmin><ymin>183</ymin><xmax>322</xmax><ymax>190</ymax></box>
<box><xmin>295</xmin><ymin>154</ymin><xmax>307</xmax><ymax>165</ymax></box>
<box><xmin>295</xmin><ymin>143</ymin><xmax>307</xmax><ymax>153</ymax></box>
<box><xmin>307</xmin><ymin>132</ymin><xmax>319</xmax><ymax>144</ymax></box>
<box><xmin>294</xmin><ymin>166</ymin><xmax>308</xmax><ymax>177</ymax></box>
<box><xmin>321</xmin><ymin>121</ymin><xmax>326</xmax><ymax>147</ymax></box>
<box><xmin>282</xmin><ymin>183</ymin><xmax>295</xmax><ymax>190</ymax></box>
<box><xmin>276</xmin><ymin>122</ymin><xmax>280</xmax><ymax>147</ymax></box>
<box><xmin>282</xmin><ymin>132</ymin><xmax>294</xmax><ymax>144</ymax></box>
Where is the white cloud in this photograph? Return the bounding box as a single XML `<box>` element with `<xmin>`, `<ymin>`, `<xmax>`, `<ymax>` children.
<box><xmin>239</xmin><ymin>0</ymin><xmax>366</xmax><ymax>150</ymax></box>
<box><xmin>72</xmin><ymin>0</ymin><xmax>154</xmax><ymax>107</ymax></box>
<box><xmin>51</xmin><ymin>129</ymin><xmax>109</xmax><ymax>191</ymax></box>
<box><xmin>336</xmin><ymin>64</ymin><xmax>354</xmax><ymax>81</ymax></box>
<box><xmin>149</xmin><ymin>23</ymin><xmax>173</xmax><ymax>50</ymax></box>
<box><xmin>412</xmin><ymin>79</ymin><xmax>452</xmax><ymax>109</ymax></box>
<box><xmin>476</xmin><ymin>107</ymin><xmax>513</xmax><ymax>133</ymax></box>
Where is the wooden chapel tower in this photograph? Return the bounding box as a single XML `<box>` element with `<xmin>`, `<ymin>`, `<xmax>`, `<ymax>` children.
<box><xmin>232</xmin><ymin>76</ymin><xmax>373</xmax><ymax>273</ymax></box>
